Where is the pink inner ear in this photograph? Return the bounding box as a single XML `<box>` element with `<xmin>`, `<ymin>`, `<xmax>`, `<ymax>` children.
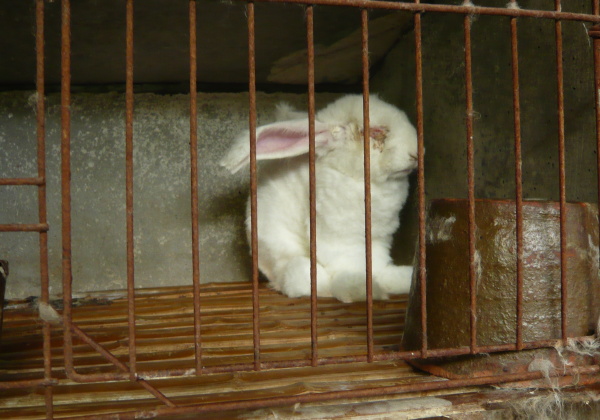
<box><xmin>256</xmin><ymin>127</ymin><xmax>309</xmax><ymax>155</ymax></box>
<box><xmin>256</xmin><ymin>121</ymin><xmax>332</xmax><ymax>159</ymax></box>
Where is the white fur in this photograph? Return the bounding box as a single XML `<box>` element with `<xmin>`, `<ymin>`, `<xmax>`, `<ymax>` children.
<box><xmin>221</xmin><ymin>94</ymin><xmax>418</xmax><ymax>302</ymax></box>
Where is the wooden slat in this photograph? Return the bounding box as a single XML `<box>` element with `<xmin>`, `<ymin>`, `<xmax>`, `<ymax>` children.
<box><xmin>1</xmin><ymin>283</ymin><xmax>408</xmax><ymax>379</ymax></box>
<box><xmin>0</xmin><ymin>283</ymin><xmax>424</xmax><ymax>418</ymax></box>
<box><xmin>1</xmin><ymin>282</ymin><xmax>599</xmax><ymax>419</ymax></box>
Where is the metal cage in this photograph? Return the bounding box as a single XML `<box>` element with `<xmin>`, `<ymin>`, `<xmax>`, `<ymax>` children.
<box><xmin>1</xmin><ymin>0</ymin><xmax>600</xmax><ymax>418</ymax></box>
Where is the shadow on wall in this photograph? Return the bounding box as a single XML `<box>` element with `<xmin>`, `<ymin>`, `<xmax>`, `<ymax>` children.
<box><xmin>373</xmin><ymin>0</ymin><xmax>598</xmax><ymax>203</ymax></box>
<box><xmin>0</xmin><ymin>91</ymin><xmax>345</xmax><ymax>299</ymax></box>
<box><xmin>2</xmin><ymin>0</ymin><xmax>599</xmax><ymax>298</ymax></box>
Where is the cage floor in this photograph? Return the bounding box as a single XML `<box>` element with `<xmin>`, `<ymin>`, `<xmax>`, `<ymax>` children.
<box><xmin>0</xmin><ymin>282</ymin><xmax>598</xmax><ymax>419</ymax></box>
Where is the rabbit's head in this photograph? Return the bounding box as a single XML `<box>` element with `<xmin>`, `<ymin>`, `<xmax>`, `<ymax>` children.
<box><xmin>313</xmin><ymin>94</ymin><xmax>418</xmax><ymax>182</ymax></box>
<box><xmin>221</xmin><ymin>94</ymin><xmax>418</xmax><ymax>182</ymax></box>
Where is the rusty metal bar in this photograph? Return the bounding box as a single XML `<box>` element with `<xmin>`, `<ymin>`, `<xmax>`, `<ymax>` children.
<box><xmin>591</xmin><ymin>4</ymin><xmax>599</xmax><ymax>314</ymax></box>
<box><xmin>189</xmin><ymin>0</ymin><xmax>202</xmax><ymax>375</ymax></box>
<box><xmin>360</xmin><ymin>8</ymin><xmax>374</xmax><ymax>363</ymax></box>
<box><xmin>0</xmin><ymin>333</ymin><xmax>571</xmax><ymax>389</ymax></box>
<box><xmin>140</xmin><ymin>337</ymin><xmax>575</xmax><ymax>377</ymax></box>
<box><xmin>50</xmin><ymin>335</ymin><xmax>570</xmax><ymax>384</ymax></box>
<box><xmin>60</xmin><ymin>0</ymin><xmax>76</xmax><ymax>379</ymax></box>
<box><xmin>463</xmin><ymin>5</ymin><xmax>478</xmax><ymax>354</ymax></box>
<box><xmin>595</xmin><ymin>0</ymin><xmax>600</xmax><ymax>356</ymax></box>
<box><xmin>29</xmin><ymin>0</ymin><xmax>597</xmax><ymax>409</ymax></box>
<box><xmin>592</xmin><ymin>25</ymin><xmax>600</xmax><ymax>341</ymax></box>
<box><xmin>414</xmin><ymin>2</ymin><xmax>427</xmax><ymax>358</ymax></box>
<box><xmin>81</xmin><ymin>365</ymin><xmax>600</xmax><ymax>419</ymax></box>
<box><xmin>0</xmin><ymin>177</ymin><xmax>44</xmax><ymax>186</ymax></box>
<box><xmin>233</xmin><ymin>0</ymin><xmax>600</xmax><ymax>22</ymax></box>
<box><xmin>247</xmin><ymin>1</ymin><xmax>261</xmax><ymax>371</ymax></box>
<box><xmin>554</xmin><ymin>0</ymin><xmax>568</xmax><ymax>342</ymax></box>
<box><xmin>0</xmin><ymin>223</ymin><xmax>49</xmax><ymax>232</ymax></box>
<box><xmin>509</xmin><ymin>8</ymin><xmax>524</xmax><ymax>351</ymax></box>
<box><xmin>595</xmin><ymin>12</ymin><xmax>600</xmax><ymax>322</ymax></box>
<box><xmin>305</xmin><ymin>4</ymin><xmax>318</xmax><ymax>367</ymax></box>
<box><xmin>125</xmin><ymin>0</ymin><xmax>137</xmax><ymax>379</ymax></box>
<box><xmin>70</xmin><ymin>324</ymin><xmax>176</xmax><ymax>407</ymax></box>
<box><xmin>36</xmin><ymin>0</ymin><xmax>53</xmax><ymax>416</ymax></box>
<box><xmin>0</xmin><ymin>378</ymin><xmax>58</xmax><ymax>390</ymax></box>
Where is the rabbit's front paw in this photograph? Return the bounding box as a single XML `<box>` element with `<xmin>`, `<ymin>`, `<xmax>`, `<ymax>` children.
<box><xmin>330</xmin><ymin>271</ymin><xmax>388</xmax><ymax>303</ymax></box>
<box><xmin>375</xmin><ymin>265</ymin><xmax>413</xmax><ymax>295</ymax></box>
<box><xmin>280</xmin><ymin>256</ymin><xmax>332</xmax><ymax>298</ymax></box>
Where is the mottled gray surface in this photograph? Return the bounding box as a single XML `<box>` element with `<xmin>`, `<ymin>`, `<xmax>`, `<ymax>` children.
<box><xmin>2</xmin><ymin>0</ymin><xmax>599</xmax><ymax>299</ymax></box>
<box><xmin>373</xmin><ymin>0</ymin><xmax>598</xmax><ymax>203</ymax></box>
<box><xmin>0</xmin><ymin>91</ymin><xmax>339</xmax><ymax>298</ymax></box>
<box><xmin>371</xmin><ymin>0</ymin><xmax>599</xmax><ymax>266</ymax></box>
<box><xmin>0</xmin><ymin>0</ymin><xmax>406</xmax><ymax>86</ymax></box>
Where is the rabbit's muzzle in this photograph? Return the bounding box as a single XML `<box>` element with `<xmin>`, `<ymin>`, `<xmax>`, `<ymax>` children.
<box><xmin>395</xmin><ymin>153</ymin><xmax>418</xmax><ymax>177</ymax></box>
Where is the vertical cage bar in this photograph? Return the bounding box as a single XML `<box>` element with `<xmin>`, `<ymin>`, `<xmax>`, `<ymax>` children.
<box><xmin>509</xmin><ymin>11</ymin><xmax>525</xmax><ymax>351</ymax></box>
<box><xmin>463</xmin><ymin>6</ymin><xmax>478</xmax><ymax>354</ymax></box>
<box><xmin>360</xmin><ymin>8</ymin><xmax>374</xmax><ymax>362</ymax></box>
<box><xmin>125</xmin><ymin>0</ymin><xmax>137</xmax><ymax>377</ymax></box>
<box><xmin>189</xmin><ymin>0</ymin><xmax>202</xmax><ymax>374</ymax></box>
<box><xmin>554</xmin><ymin>0</ymin><xmax>568</xmax><ymax>342</ymax></box>
<box><xmin>36</xmin><ymin>0</ymin><xmax>53</xmax><ymax>416</ymax></box>
<box><xmin>593</xmin><ymin>11</ymin><xmax>600</xmax><ymax>337</ymax></box>
<box><xmin>61</xmin><ymin>0</ymin><xmax>76</xmax><ymax>376</ymax></box>
<box><xmin>70</xmin><ymin>325</ymin><xmax>176</xmax><ymax>407</ymax></box>
<box><xmin>305</xmin><ymin>5</ymin><xmax>319</xmax><ymax>367</ymax></box>
<box><xmin>414</xmin><ymin>4</ymin><xmax>427</xmax><ymax>357</ymax></box>
<box><xmin>247</xmin><ymin>1</ymin><xmax>261</xmax><ymax>370</ymax></box>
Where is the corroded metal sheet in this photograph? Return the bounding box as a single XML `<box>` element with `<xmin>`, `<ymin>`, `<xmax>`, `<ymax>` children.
<box><xmin>403</xmin><ymin>198</ymin><xmax>599</xmax><ymax>351</ymax></box>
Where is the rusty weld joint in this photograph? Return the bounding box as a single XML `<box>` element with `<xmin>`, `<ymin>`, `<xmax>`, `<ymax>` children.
<box><xmin>589</xmin><ymin>24</ymin><xmax>600</xmax><ymax>38</ymax></box>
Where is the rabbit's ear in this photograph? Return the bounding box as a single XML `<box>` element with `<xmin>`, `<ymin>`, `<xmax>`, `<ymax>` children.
<box><xmin>220</xmin><ymin>119</ymin><xmax>333</xmax><ymax>174</ymax></box>
<box><xmin>256</xmin><ymin>119</ymin><xmax>333</xmax><ymax>159</ymax></box>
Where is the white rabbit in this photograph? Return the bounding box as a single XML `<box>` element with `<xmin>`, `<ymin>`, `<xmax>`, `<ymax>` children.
<box><xmin>221</xmin><ymin>94</ymin><xmax>418</xmax><ymax>302</ymax></box>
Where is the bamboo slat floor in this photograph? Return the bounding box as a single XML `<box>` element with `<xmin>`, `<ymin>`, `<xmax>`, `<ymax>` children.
<box><xmin>0</xmin><ymin>282</ymin><xmax>598</xmax><ymax>419</ymax></box>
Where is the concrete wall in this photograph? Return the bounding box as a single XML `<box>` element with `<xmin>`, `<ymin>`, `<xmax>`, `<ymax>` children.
<box><xmin>373</xmin><ymin>0</ymin><xmax>598</xmax><ymax>203</ymax></box>
<box><xmin>2</xmin><ymin>0</ymin><xmax>599</xmax><ymax>298</ymax></box>
<box><xmin>0</xmin><ymin>91</ymin><xmax>339</xmax><ymax>298</ymax></box>
<box><xmin>372</xmin><ymin>0</ymin><xmax>599</xmax><ymax>267</ymax></box>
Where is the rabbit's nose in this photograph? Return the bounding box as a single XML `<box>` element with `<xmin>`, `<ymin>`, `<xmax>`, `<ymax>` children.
<box><xmin>409</xmin><ymin>153</ymin><xmax>418</xmax><ymax>163</ymax></box>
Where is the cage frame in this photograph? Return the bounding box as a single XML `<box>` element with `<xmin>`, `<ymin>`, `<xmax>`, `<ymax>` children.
<box><xmin>1</xmin><ymin>0</ymin><xmax>600</xmax><ymax>418</ymax></box>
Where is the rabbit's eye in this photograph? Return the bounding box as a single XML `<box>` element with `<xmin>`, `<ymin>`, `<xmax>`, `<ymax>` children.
<box><xmin>359</xmin><ymin>126</ymin><xmax>389</xmax><ymax>142</ymax></box>
<box><xmin>370</xmin><ymin>127</ymin><xmax>389</xmax><ymax>143</ymax></box>
<box><xmin>358</xmin><ymin>126</ymin><xmax>389</xmax><ymax>153</ymax></box>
